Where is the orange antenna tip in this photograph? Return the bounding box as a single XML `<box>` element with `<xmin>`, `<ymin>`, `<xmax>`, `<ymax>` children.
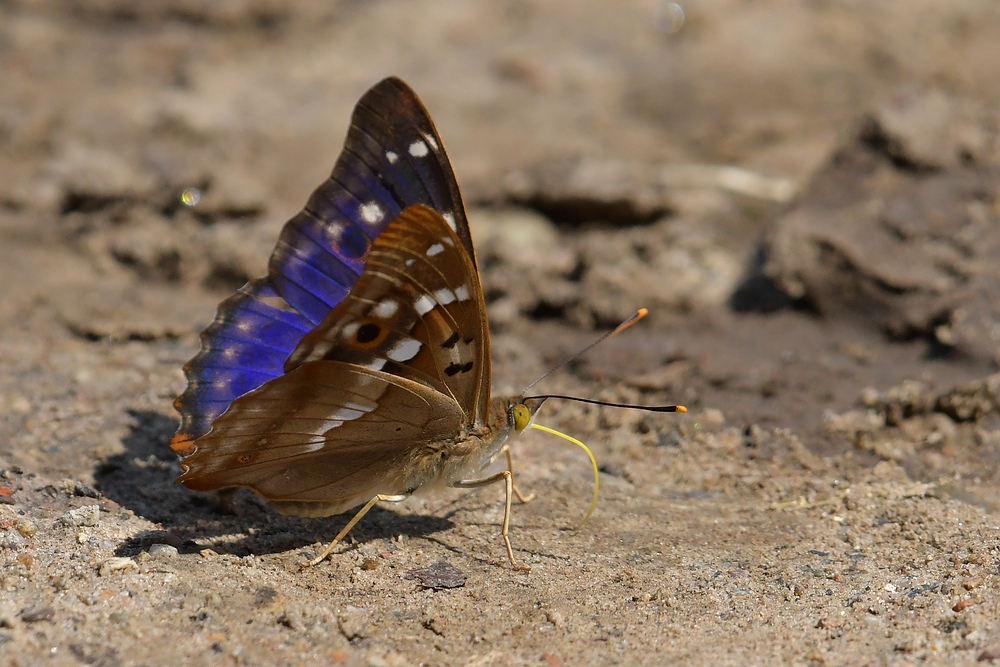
<box><xmin>676</xmin><ymin>405</ymin><xmax>688</xmax><ymax>413</ymax></box>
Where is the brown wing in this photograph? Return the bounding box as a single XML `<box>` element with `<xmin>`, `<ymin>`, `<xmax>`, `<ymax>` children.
<box><xmin>177</xmin><ymin>361</ymin><xmax>465</xmax><ymax>509</ymax></box>
<box><xmin>286</xmin><ymin>204</ymin><xmax>492</xmax><ymax>427</ymax></box>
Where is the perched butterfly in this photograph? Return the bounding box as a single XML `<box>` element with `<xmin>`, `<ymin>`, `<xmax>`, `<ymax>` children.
<box><xmin>171</xmin><ymin>77</ymin><xmax>684</xmax><ymax>570</ymax></box>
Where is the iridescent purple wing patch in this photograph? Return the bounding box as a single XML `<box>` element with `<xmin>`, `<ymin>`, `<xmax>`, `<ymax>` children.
<box><xmin>171</xmin><ymin>77</ymin><xmax>470</xmax><ymax>454</ymax></box>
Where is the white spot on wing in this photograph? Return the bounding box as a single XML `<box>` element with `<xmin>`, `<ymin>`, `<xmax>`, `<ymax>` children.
<box><xmin>423</xmin><ymin>133</ymin><xmax>439</xmax><ymax>150</ymax></box>
<box><xmin>300</xmin><ymin>437</ymin><xmax>330</xmax><ymax>453</ymax></box>
<box><xmin>342</xmin><ymin>322</ymin><xmax>359</xmax><ymax>339</ymax></box>
<box><xmin>387</xmin><ymin>338</ymin><xmax>422</xmax><ymax>362</ymax></box>
<box><xmin>330</xmin><ymin>407</ymin><xmax>366</xmax><ymax>421</ymax></box>
<box><xmin>443</xmin><ymin>212</ymin><xmax>457</xmax><ymax>231</ymax></box>
<box><xmin>414</xmin><ymin>294</ymin><xmax>435</xmax><ymax>316</ymax></box>
<box><xmin>364</xmin><ymin>358</ymin><xmax>386</xmax><ymax>371</ymax></box>
<box><xmin>426</xmin><ymin>243</ymin><xmax>445</xmax><ymax>257</ymax></box>
<box><xmin>386</xmin><ymin>150</ymin><xmax>398</xmax><ymax>164</ymax></box>
<box><xmin>307</xmin><ymin>421</ymin><xmax>341</xmax><ymax>439</ymax></box>
<box><xmin>455</xmin><ymin>285</ymin><xmax>470</xmax><ymax>301</ymax></box>
<box><xmin>359</xmin><ymin>202</ymin><xmax>384</xmax><ymax>225</ymax></box>
<box><xmin>408</xmin><ymin>140</ymin><xmax>429</xmax><ymax>158</ymax></box>
<box><xmin>434</xmin><ymin>288</ymin><xmax>456</xmax><ymax>305</ymax></box>
<box><xmin>405</xmin><ymin>258</ymin><xmax>416</xmax><ymax>267</ymax></box>
<box><xmin>372</xmin><ymin>299</ymin><xmax>398</xmax><ymax>318</ymax></box>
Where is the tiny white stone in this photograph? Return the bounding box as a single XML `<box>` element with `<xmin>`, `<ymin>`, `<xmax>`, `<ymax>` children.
<box><xmin>359</xmin><ymin>202</ymin><xmax>384</xmax><ymax>225</ymax></box>
<box><xmin>454</xmin><ymin>285</ymin><xmax>470</xmax><ymax>301</ymax></box>
<box><xmin>372</xmin><ymin>299</ymin><xmax>399</xmax><ymax>318</ymax></box>
<box><xmin>408</xmin><ymin>140</ymin><xmax>429</xmax><ymax>158</ymax></box>
<box><xmin>433</xmin><ymin>288</ymin><xmax>456</xmax><ymax>305</ymax></box>
<box><xmin>426</xmin><ymin>243</ymin><xmax>445</xmax><ymax>257</ymax></box>
<box><xmin>414</xmin><ymin>294</ymin><xmax>435</xmax><ymax>316</ymax></box>
<box><xmin>386</xmin><ymin>150</ymin><xmax>398</xmax><ymax>164</ymax></box>
<box><xmin>387</xmin><ymin>338</ymin><xmax>422</xmax><ymax>362</ymax></box>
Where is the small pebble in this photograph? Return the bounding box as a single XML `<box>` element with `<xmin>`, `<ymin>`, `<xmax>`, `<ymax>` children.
<box><xmin>964</xmin><ymin>576</ymin><xmax>984</xmax><ymax>590</ymax></box>
<box><xmin>99</xmin><ymin>557</ymin><xmax>138</xmax><ymax>577</ymax></box>
<box><xmin>73</xmin><ymin>482</ymin><xmax>101</xmax><ymax>498</ymax></box>
<box><xmin>149</xmin><ymin>543</ymin><xmax>178</xmax><ymax>558</ymax></box>
<box><xmin>19</xmin><ymin>606</ymin><xmax>54</xmax><ymax>623</ymax></box>
<box><xmin>0</xmin><ymin>530</ymin><xmax>27</xmax><ymax>551</ymax></box>
<box><xmin>337</xmin><ymin>606</ymin><xmax>371</xmax><ymax>640</ymax></box>
<box><xmin>953</xmin><ymin>599</ymin><xmax>970</xmax><ymax>612</ymax></box>
<box><xmin>14</xmin><ymin>518</ymin><xmax>36</xmax><ymax>538</ymax></box>
<box><xmin>59</xmin><ymin>505</ymin><xmax>100</xmax><ymax>527</ymax></box>
<box><xmin>405</xmin><ymin>560</ymin><xmax>467</xmax><ymax>589</ymax></box>
<box><xmin>979</xmin><ymin>646</ymin><xmax>1000</xmax><ymax>662</ymax></box>
<box><xmin>52</xmin><ymin>572</ymin><xmax>71</xmax><ymax>591</ymax></box>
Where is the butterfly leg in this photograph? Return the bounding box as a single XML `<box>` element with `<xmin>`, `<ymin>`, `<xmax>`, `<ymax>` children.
<box><xmin>501</xmin><ymin>445</ymin><xmax>535</xmax><ymax>503</ymax></box>
<box><xmin>452</xmin><ymin>471</ymin><xmax>531</xmax><ymax>572</ymax></box>
<box><xmin>300</xmin><ymin>494</ymin><xmax>408</xmax><ymax>569</ymax></box>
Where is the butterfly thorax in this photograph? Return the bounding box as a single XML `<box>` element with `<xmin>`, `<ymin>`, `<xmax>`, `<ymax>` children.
<box><xmin>402</xmin><ymin>396</ymin><xmax>514</xmax><ymax>491</ymax></box>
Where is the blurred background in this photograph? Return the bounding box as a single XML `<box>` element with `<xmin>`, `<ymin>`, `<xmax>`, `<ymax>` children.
<box><xmin>3</xmin><ymin>2</ymin><xmax>1000</xmax><ymax>662</ymax></box>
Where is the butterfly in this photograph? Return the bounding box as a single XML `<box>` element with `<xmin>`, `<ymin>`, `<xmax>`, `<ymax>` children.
<box><xmin>171</xmin><ymin>77</ymin><xmax>684</xmax><ymax>571</ymax></box>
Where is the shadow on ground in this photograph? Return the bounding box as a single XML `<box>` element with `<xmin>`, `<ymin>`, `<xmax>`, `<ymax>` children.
<box><xmin>96</xmin><ymin>409</ymin><xmax>453</xmax><ymax>559</ymax></box>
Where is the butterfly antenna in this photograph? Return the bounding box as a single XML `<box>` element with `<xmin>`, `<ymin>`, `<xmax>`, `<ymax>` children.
<box><xmin>523</xmin><ymin>308</ymin><xmax>651</xmax><ymax>393</ymax></box>
<box><xmin>528</xmin><ymin>395</ymin><xmax>686</xmax><ymax>413</ymax></box>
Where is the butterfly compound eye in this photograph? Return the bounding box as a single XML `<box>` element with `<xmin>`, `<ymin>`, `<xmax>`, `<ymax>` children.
<box><xmin>512</xmin><ymin>403</ymin><xmax>532</xmax><ymax>431</ymax></box>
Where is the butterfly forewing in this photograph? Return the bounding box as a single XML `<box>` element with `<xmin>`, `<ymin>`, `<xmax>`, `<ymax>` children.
<box><xmin>271</xmin><ymin>77</ymin><xmax>474</xmax><ymax>324</ymax></box>
<box><xmin>287</xmin><ymin>204</ymin><xmax>491</xmax><ymax>427</ymax></box>
<box><xmin>171</xmin><ymin>279</ymin><xmax>313</xmax><ymax>455</ymax></box>
<box><xmin>172</xmin><ymin>77</ymin><xmax>472</xmax><ymax>452</ymax></box>
<box><xmin>177</xmin><ymin>205</ymin><xmax>492</xmax><ymax>507</ymax></box>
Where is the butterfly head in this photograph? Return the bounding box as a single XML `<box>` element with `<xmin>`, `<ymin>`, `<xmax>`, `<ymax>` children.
<box><xmin>508</xmin><ymin>396</ymin><xmax>547</xmax><ymax>434</ymax></box>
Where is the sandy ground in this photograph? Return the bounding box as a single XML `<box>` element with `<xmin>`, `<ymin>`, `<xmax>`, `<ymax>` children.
<box><xmin>4</xmin><ymin>1</ymin><xmax>1000</xmax><ymax>665</ymax></box>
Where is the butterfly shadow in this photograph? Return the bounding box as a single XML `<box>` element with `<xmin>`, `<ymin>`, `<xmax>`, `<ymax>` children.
<box><xmin>96</xmin><ymin>409</ymin><xmax>453</xmax><ymax>559</ymax></box>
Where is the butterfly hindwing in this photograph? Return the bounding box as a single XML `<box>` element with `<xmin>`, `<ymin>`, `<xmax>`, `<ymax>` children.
<box><xmin>177</xmin><ymin>361</ymin><xmax>465</xmax><ymax>511</ymax></box>
<box><xmin>172</xmin><ymin>77</ymin><xmax>472</xmax><ymax>453</ymax></box>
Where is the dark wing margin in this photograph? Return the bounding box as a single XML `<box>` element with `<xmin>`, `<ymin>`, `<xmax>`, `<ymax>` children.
<box><xmin>174</xmin><ymin>77</ymin><xmax>472</xmax><ymax>452</ymax></box>
<box><xmin>269</xmin><ymin>76</ymin><xmax>475</xmax><ymax>324</ymax></box>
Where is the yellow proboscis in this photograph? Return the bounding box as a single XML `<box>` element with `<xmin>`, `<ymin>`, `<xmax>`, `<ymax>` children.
<box><xmin>530</xmin><ymin>423</ymin><xmax>600</xmax><ymax>531</ymax></box>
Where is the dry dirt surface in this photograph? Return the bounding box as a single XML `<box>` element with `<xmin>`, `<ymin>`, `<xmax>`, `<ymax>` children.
<box><xmin>4</xmin><ymin>1</ymin><xmax>1000</xmax><ymax>665</ymax></box>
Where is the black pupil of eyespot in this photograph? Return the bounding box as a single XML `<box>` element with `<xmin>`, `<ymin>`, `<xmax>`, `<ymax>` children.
<box><xmin>356</xmin><ymin>323</ymin><xmax>381</xmax><ymax>343</ymax></box>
